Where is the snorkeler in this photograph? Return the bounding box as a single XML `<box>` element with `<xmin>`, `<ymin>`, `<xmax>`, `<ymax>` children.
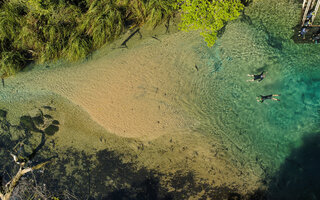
<box><xmin>247</xmin><ymin>71</ymin><xmax>266</xmax><ymax>82</ymax></box>
<box><xmin>257</xmin><ymin>94</ymin><xmax>280</xmax><ymax>103</ymax></box>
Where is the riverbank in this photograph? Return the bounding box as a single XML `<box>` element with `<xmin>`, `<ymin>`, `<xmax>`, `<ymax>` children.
<box><xmin>1</xmin><ymin>0</ymin><xmax>319</xmax><ymax>198</ymax></box>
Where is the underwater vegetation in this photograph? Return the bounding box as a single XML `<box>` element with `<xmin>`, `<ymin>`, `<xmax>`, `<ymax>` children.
<box><xmin>0</xmin><ymin>0</ymin><xmax>247</xmax><ymax>76</ymax></box>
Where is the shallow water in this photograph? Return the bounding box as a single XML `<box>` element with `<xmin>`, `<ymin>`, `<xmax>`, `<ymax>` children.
<box><xmin>181</xmin><ymin>9</ymin><xmax>320</xmax><ymax>183</ymax></box>
<box><xmin>0</xmin><ymin>0</ymin><xmax>320</xmax><ymax>198</ymax></box>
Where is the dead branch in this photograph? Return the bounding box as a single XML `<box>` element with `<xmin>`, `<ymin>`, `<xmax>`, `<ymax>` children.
<box><xmin>0</xmin><ymin>113</ymin><xmax>54</xmax><ymax>200</ymax></box>
<box><xmin>165</xmin><ymin>17</ymin><xmax>171</xmax><ymax>34</ymax></box>
<box><xmin>120</xmin><ymin>28</ymin><xmax>142</xmax><ymax>48</ymax></box>
<box><xmin>1</xmin><ymin>161</ymin><xmax>49</xmax><ymax>200</ymax></box>
<box><xmin>151</xmin><ymin>35</ymin><xmax>161</xmax><ymax>42</ymax></box>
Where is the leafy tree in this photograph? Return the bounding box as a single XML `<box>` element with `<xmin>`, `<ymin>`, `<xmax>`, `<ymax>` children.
<box><xmin>177</xmin><ymin>0</ymin><xmax>244</xmax><ymax>46</ymax></box>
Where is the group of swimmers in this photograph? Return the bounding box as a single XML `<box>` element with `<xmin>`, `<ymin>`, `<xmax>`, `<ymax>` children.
<box><xmin>299</xmin><ymin>9</ymin><xmax>320</xmax><ymax>43</ymax></box>
<box><xmin>247</xmin><ymin>71</ymin><xmax>280</xmax><ymax>103</ymax></box>
<box><xmin>299</xmin><ymin>9</ymin><xmax>315</xmax><ymax>38</ymax></box>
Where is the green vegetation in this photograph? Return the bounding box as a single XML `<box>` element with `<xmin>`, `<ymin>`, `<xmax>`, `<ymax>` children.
<box><xmin>177</xmin><ymin>0</ymin><xmax>244</xmax><ymax>47</ymax></box>
<box><xmin>0</xmin><ymin>0</ymin><xmax>177</xmax><ymax>76</ymax></box>
<box><xmin>0</xmin><ymin>0</ymin><xmax>247</xmax><ymax>75</ymax></box>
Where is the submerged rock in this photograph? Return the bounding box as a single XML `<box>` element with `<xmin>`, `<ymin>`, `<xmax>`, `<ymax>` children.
<box><xmin>44</xmin><ymin>125</ymin><xmax>59</xmax><ymax>135</ymax></box>
<box><xmin>32</xmin><ymin>115</ymin><xmax>44</xmax><ymax>126</ymax></box>
<box><xmin>52</xmin><ymin>120</ymin><xmax>60</xmax><ymax>125</ymax></box>
<box><xmin>0</xmin><ymin>109</ymin><xmax>7</xmax><ymax>118</ymax></box>
<box><xmin>20</xmin><ymin>116</ymin><xmax>38</xmax><ymax>132</ymax></box>
<box><xmin>44</xmin><ymin>114</ymin><xmax>53</xmax><ymax>119</ymax></box>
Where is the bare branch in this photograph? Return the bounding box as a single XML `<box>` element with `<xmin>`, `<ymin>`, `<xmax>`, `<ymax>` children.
<box><xmin>1</xmin><ymin>161</ymin><xmax>50</xmax><ymax>200</ymax></box>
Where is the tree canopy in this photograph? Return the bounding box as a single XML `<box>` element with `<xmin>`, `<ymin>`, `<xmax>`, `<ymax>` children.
<box><xmin>177</xmin><ymin>0</ymin><xmax>244</xmax><ymax>46</ymax></box>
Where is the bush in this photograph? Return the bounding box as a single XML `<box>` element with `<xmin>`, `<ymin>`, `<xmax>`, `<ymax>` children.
<box><xmin>128</xmin><ymin>0</ymin><xmax>177</xmax><ymax>28</ymax></box>
<box><xmin>0</xmin><ymin>0</ymin><xmax>178</xmax><ymax>76</ymax></box>
<box><xmin>0</xmin><ymin>0</ymin><xmax>26</xmax><ymax>41</ymax></box>
<box><xmin>80</xmin><ymin>0</ymin><xmax>123</xmax><ymax>48</ymax></box>
<box><xmin>63</xmin><ymin>33</ymin><xmax>92</xmax><ymax>62</ymax></box>
<box><xmin>0</xmin><ymin>51</ymin><xmax>26</xmax><ymax>75</ymax></box>
<box><xmin>177</xmin><ymin>0</ymin><xmax>244</xmax><ymax>47</ymax></box>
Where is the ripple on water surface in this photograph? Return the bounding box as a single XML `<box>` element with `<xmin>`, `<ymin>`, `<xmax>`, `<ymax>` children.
<box><xmin>185</xmin><ymin>20</ymin><xmax>320</xmax><ymax>177</ymax></box>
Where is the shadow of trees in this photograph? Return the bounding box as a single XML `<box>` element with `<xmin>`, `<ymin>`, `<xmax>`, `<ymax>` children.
<box><xmin>3</xmin><ymin>107</ymin><xmax>320</xmax><ymax>199</ymax></box>
<box><xmin>41</xmin><ymin>148</ymin><xmax>248</xmax><ymax>200</ymax></box>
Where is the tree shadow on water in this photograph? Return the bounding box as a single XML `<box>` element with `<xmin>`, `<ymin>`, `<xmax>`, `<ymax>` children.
<box><xmin>41</xmin><ymin>148</ymin><xmax>252</xmax><ymax>200</ymax></box>
<box><xmin>266</xmin><ymin>132</ymin><xmax>320</xmax><ymax>200</ymax></box>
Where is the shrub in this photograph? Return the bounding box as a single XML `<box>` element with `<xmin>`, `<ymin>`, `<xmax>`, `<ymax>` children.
<box><xmin>177</xmin><ymin>0</ymin><xmax>244</xmax><ymax>47</ymax></box>
<box><xmin>63</xmin><ymin>33</ymin><xmax>92</xmax><ymax>62</ymax></box>
<box><xmin>80</xmin><ymin>0</ymin><xmax>123</xmax><ymax>48</ymax></box>
<box><xmin>0</xmin><ymin>51</ymin><xmax>26</xmax><ymax>75</ymax></box>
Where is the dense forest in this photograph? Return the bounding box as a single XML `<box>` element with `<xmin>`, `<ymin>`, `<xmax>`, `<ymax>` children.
<box><xmin>0</xmin><ymin>0</ymin><xmax>246</xmax><ymax>76</ymax></box>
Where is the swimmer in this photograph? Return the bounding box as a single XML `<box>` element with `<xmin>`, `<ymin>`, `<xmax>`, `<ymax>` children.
<box><xmin>247</xmin><ymin>71</ymin><xmax>266</xmax><ymax>82</ymax></box>
<box><xmin>257</xmin><ymin>94</ymin><xmax>280</xmax><ymax>103</ymax></box>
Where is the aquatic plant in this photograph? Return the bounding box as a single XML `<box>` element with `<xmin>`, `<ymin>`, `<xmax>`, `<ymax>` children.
<box><xmin>176</xmin><ymin>0</ymin><xmax>244</xmax><ymax>47</ymax></box>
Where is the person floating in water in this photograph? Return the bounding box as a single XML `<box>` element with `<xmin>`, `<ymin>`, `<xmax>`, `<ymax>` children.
<box><xmin>257</xmin><ymin>94</ymin><xmax>280</xmax><ymax>103</ymax></box>
<box><xmin>247</xmin><ymin>71</ymin><xmax>266</xmax><ymax>82</ymax></box>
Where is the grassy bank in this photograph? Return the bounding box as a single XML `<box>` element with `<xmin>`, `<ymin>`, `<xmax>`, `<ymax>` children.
<box><xmin>0</xmin><ymin>0</ymin><xmax>177</xmax><ymax>76</ymax></box>
<box><xmin>0</xmin><ymin>0</ymin><xmax>247</xmax><ymax>76</ymax></box>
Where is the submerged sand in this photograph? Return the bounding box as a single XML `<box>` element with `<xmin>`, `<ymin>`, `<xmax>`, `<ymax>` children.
<box><xmin>5</xmin><ymin>29</ymin><xmax>202</xmax><ymax>140</ymax></box>
<box><xmin>0</xmin><ymin>24</ymin><xmax>263</xmax><ymax>196</ymax></box>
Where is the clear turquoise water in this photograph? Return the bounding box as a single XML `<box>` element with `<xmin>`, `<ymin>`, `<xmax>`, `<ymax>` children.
<box><xmin>184</xmin><ymin>13</ymin><xmax>320</xmax><ymax>179</ymax></box>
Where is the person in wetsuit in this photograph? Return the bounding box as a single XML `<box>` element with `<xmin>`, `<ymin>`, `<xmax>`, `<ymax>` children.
<box><xmin>257</xmin><ymin>94</ymin><xmax>280</xmax><ymax>103</ymax></box>
<box><xmin>247</xmin><ymin>71</ymin><xmax>266</xmax><ymax>82</ymax></box>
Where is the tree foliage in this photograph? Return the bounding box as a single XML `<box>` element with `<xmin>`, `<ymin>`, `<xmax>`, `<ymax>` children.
<box><xmin>177</xmin><ymin>0</ymin><xmax>244</xmax><ymax>47</ymax></box>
